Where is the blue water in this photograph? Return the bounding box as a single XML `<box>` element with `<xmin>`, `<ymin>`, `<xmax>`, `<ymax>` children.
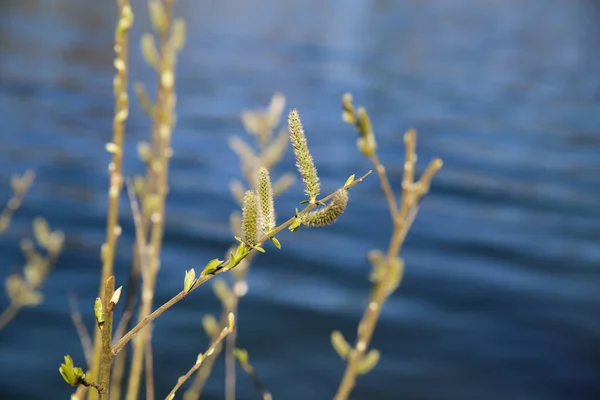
<box><xmin>1</xmin><ymin>0</ymin><xmax>600</xmax><ymax>399</ymax></box>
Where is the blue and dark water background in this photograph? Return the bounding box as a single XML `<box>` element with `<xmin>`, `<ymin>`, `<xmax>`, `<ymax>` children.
<box><xmin>1</xmin><ymin>0</ymin><xmax>600</xmax><ymax>399</ymax></box>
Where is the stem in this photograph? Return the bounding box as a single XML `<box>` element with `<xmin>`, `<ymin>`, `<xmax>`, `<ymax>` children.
<box><xmin>165</xmin><ymin>325</ymin><xmax>234</xmax><ymax>400</ymax></box>
<box><xmin>369</xmin><ymin>154</ymin><xmax>397</xmax><ymax>219</ymax></box>
<box><xmin>225</xmin><ymin>305</ymin><xmax>238</xmax><ymax>400</ymax></box>
<box><xmin>0</xmin><ymin>303</ymin><xmax>21</xmax><ymax>332</ymax></box>
<box><xmin>183</xmin><ymin>308</ymin><xmax>230</xmax><ymax>400</ymax></box>
<box><xmin>89</xmin><ymin>1</ymin><xmax>132</xmax><ymax>397</ymax></box>
<box><xmin>112</xmin><ymin>171</ymin><xmax>372</xmax><ymax>357</ymax></box>
<box><xmin>100</xmin><ymin>277</ymin><xmax>116</xmax><ymax>400</ymax></box>
<box><xmin>127</xmin><ymin>0</ymin><xmax>177</xmax><ymax>397</ymax></box>
<box><xmin>69</xmin><ymin>293</ymin><xmax>93</xmax><ymax>367</ymax></box>
<box><xmin>334</xmin><ymin>130</ymin><xmax>441</xmax><ymax>400</ymax></box>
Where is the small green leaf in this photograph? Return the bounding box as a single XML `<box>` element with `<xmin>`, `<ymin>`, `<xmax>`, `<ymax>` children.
<box><xmin>289</xmin><ymin>218</ymin><xmax>302</xmax><ymax>232</ymax></box>
<box><xmin>270</xmin><ymin>237</ymin><xmax>281</xmax><ymax>249</ymax></box>
<box><xmin>331</xmin><ymin>330</ymin><xmax>351</xmax><ymax>360</ymax></box>
<box><xmin>201</xmin><ymin>258</ymin><xmax>223</xmax><ymax>277</ymax></box>
<box><xmin>253</xmin><ymin>245</ymin><xmax>266</xmax><ymax>253</ymax></box>
<box><xmin>183</xmin><ymin>269</ymin><xmax>197</xmax><ymax>293</ymax></box>
<box><xmin>356</xmin><ymin>349</ymin><xmax>380</xmax><ymax>375</ymax></box>
<box><xmin>94</xmin><ymin>297</ymin><xmax>105</xmax><ymax>327</ymax></box>
<box><xmin>59</xmin><ymin>355</ymin><xmax>84</xmax><ymax>387</ymax></box>
<box><xmin>299</xmin><ymin>199</ymin><xmax>309</xmax><ymax>205</ymax></box>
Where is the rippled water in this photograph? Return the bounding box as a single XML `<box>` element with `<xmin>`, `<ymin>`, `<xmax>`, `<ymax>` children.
<box><xmin>1</xmin><ymin>0</ymin><xmax>600</xmax><ymax>399</ymax></box>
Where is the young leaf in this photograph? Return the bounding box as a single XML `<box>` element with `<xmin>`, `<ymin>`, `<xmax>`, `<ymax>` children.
<box><xmin>183</xmin><ymin>269</ymin><xmax>197</xmax><ymax>293</ymax></box>
<box><xmin>201</xmin><ymin>258</ymin><xmax>223</xmax><ymax>277</ymax></box>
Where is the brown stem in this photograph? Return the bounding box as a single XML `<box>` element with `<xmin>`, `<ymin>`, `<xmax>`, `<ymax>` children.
<box><xmin>99</xmin><ymin>277</ymin><xmax>116</xmax><ymax>400</ymax></box>
<box><xmin>89</xmin><ymin>1</ymin><xmax>132</xmax><ymax>397</ymax></box>
<box><xmin>165</xmin><ymin>324</ymin><xmax>234</xmax><ymax>400</ymax></box>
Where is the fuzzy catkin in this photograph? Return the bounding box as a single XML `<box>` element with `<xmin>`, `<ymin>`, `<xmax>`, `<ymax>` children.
<box><xmin>241</xmin><ymin>190</ymin><xmax>259</xmax><ymax>246</ymax></box>
<box><xmin>301</xmin><ymin>189</ymin><xmax>348</xmax><ymax>227</ymax></box>
<box><xmin>256</xmin><ymin>167</ymin><xmax>276</xmax><ymax>233</ymax></box>
<box><xmin>288</xmin><ymin>109</ymin><xmax>320</xmax><ymax>202</ymax></box>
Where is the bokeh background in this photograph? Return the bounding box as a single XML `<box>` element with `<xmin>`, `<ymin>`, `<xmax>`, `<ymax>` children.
<box><xmin>1</xmin><ymin>0</ymin><xmax>600</xmax><ymax>399</ymax></box>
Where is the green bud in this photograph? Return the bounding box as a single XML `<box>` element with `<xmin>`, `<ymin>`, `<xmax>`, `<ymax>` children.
<box><xmin>356</xmin><ymin>349</ymin><xmax>380</xmax><ymax>375</ymax></box>
<box><xmin>148</xmin><ymin>0</ymin><xmax>168</xmax><ymax>34</ymax></box>
<box><xmin>341</xmin><ymin>93</ymin><xmax>357</xmax><ymax>125</ymax></box>
<box><xmin>141</xmin><ymin>33</ymin><xmax>159</xmax><ymax>69</ymax></box>
<box><xmin>331</xmin><ymin>330</ymin><xmax>351</xmax><ymax>360</ymax></box>
<box><xmin>171</xmin><ymin>18</ymin><xmax>186</xmax><ymax>51</ymax></box>
<box><xmin>344</xmin><ymin>174</ymin><xmax>355</xmax><ymax>187</ymax></box>
<box><xmin>270</xmin><ymin>237</ymin><xmax>281</xmax><ymax>249</ymax></box>
<box><xmin>384</xmin><ymin>257</ymin><xmax>404</xmax><ymax>296</ymax></box>
<box><xmin>228</xmin><ymin>312</ymin><xmax>236</xmax><ymax>330</ymax></box>
<box><xmin>183</xmin><ymin>269</ymin><xmax>196</xmax><ymax>293</ymax></box>
<box><xmin>94</xmin><ymin>297</ymin><xmax>105</xmax><ymax>327</ymax></box>
<box><xmin>288</xmin><ymin>109</ymin><xmax>320</xmax><ymax>203</ymax></box>
<box><xmin>288</xmin><ymin>218</ymin><xmax>302</xmax><ymax>232</ymax></box>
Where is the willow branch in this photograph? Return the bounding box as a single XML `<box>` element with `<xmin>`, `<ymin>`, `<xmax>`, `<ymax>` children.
<box><xmin>112</xmin><ymin>170</ymin><xmax>371</xmax><ymax>357</ymax></box>
<box><xmin>165</xmin><ymin>321</ymin><xmax>234</xmax><ymax>400</ymax></box>
<box><xmin>89</xmin><ymin>1</ymin><xmax>132</xmax><ymax>397</ymax></box>
<box><xmin>183</xmin><ymin>309</ymin><xmax>229</xmax><ymax>400</ymax></box>
<box><xmin>334</xmin><ymin>130</ymin><xmax>441</xmax><ymax>400</ymax></box>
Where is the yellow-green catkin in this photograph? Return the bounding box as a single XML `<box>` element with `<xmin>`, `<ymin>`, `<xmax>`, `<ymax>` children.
<box><xmin>241</xmin><ymin>190</ymin><xmax>259</xmax><ymax>246</ymax></box>
<box><xmin>288</xmin><ymin>109</ymin><xmax>320</xmax><ymax>202</ymax></box>
<box><xmin>256</xmin><ymin>167</ymin><xmax>276</xmax><ymax>234</ymax></box>
<box><xmin>301</xmin><ymin>189</ymin><xmax>348</xmax><ymax>227</ymax></box>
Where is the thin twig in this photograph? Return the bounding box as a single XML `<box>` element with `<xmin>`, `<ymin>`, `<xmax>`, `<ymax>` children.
<box><xmin>235</xmin><ymin>349</ymin><xmax>272</xmax><ymax>400</ymax></box>
<box><xmin>183</xmin><ymin>309</ymin><xmax>229</xmax><ymax>400</ymax></box>
<box><xmin>165</xmin><ymin>323</ymin><xmax>234</xmax><ymax>400</ymax></box>
<box><xmin>69</xmin><ymin>293</ymin><xmax>93</xmax><ymax>367</ymax></box>
<box><xmin>225</xmin><ymin>305</ymin><xmax>238</xmax><ymax>400</ymax></box>
<box><xmin>112</xmin><ymin>171</ymin><xmax>372</xmax><ymax>357</ymax></box>
<box><xmin>0</xmin><ymin>304</ymin><xmax>20</xmax><ymax>331</ymax></box>
<box><xmin>127</xmin><ymin>0</ymin><xmax>179</xmax><ymax>396</ymax></box>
